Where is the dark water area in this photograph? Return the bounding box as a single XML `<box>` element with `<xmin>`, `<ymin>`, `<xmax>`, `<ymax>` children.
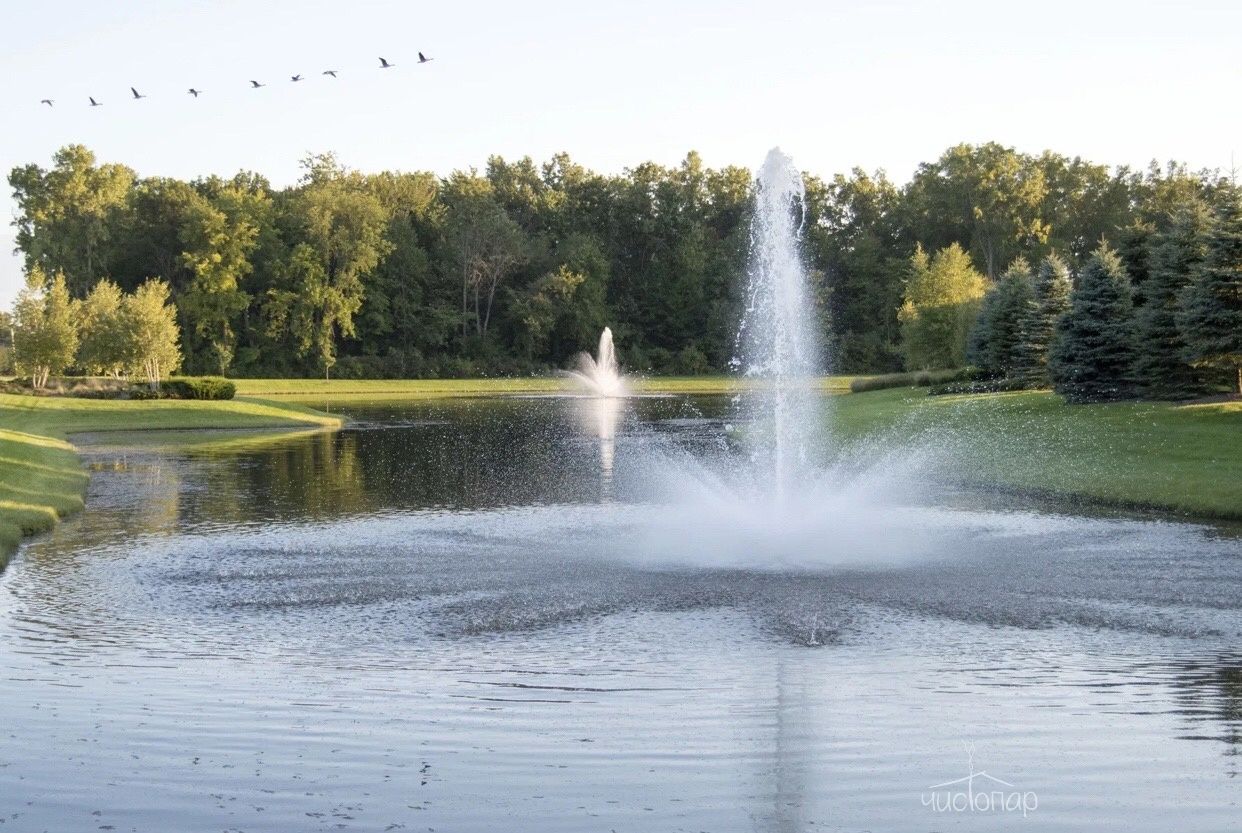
<box><xmin>1</xmin><ymin>395</ymin><xmax>1239</xmax><ymax>831</ymax></box>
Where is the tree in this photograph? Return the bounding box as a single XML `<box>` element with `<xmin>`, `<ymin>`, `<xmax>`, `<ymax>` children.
<box><xmin>178</xmin><ymin>185</ymin><xmax>259</xmax><ymax>374</ymax></box>
<box><xmin>1049</xmin><ymin>245</ymin><xmax>1137</xmax><ymax>402</ymax></box>
<box><xmin>124</xmin><ymin>279</ymin><xmax>182</xmax><ymax>387</ymax></box>
<box><xmin>1133</xmin><ymin>198</ymin><xmax>1212</xmax><ymax>398</ymax></box>
<box><xmin>898</xmin><ymin>243</ymin><xmax>988</xmax><ymax>369</ymax></box>
<box><xmin>11</xmin><ymin>268</ymin><xmax>78</xmax><ymax>388</ymax></box>
<box><xmin>967</xmin><ymin>257</ymin><xmax>1034</xmax><ymax>377</ymax></box>
<box><xmin>78</xmin><ymin>278</ymin><xmax>129</xmax><ymax>376</ymax></box>
<box><xmin>266</xmin><ymin>156</ymin><xmax>390</xmax><ymax>377</ymax></box>
<box><xmin>1012</xmin><ymin>253</ymin><xmax>1073</xmax><ymax>385</ymax></box>
<box><xmin>904</xmin><ymin>143</ymin><xmax>1048</xmax><ymax>278</ymax></box>
<box><xmin>8</xmin><ymin>145</ymin><xmax>135</xmax><ymax>295</ymax></box>
<box><xmin>1180</xmin><ymin>189</ymin><xmax>1242</xmax><ymax>394</ymax></box>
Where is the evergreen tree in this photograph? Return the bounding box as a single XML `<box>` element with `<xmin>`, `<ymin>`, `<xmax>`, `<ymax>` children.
<box><xmin>966</xmin><ymin>257</ymin><xmax>1033</xmax><ymax>377</ymax></box>
<box><xmin>1180</xmin><ymin>189</ymin><xmax>1242</xmax><ymax>394</ymax></box>
<box><xmin>1049</xmin><ymin>245</ymin><xmax>1137</xmax><ymax>402</ymax></box>
<box><xmin>1013</xmin><ymin>253</ymin><xmax>1073</xmax><ymax>386</ymax></box>
<box><xmin>1133</xmin><ymin>200</ymin><xmax>1211</xmax><ymax>398</ymax></box>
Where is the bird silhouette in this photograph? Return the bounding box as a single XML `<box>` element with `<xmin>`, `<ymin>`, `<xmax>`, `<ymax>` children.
<box><xmin>249</xmin><ymin>80</ymin><xmax>265</xmax><ymax>88</ymax></box>
<box><xmin>379</xmin><ymin>57</ymin><xmax>394</xmax><ymax>68</ymax></box>
<box><xmin>291</xmin><ymin>74</ymin><xmax>303</xmax><ymax>82</ymax></box>
<box><xmin>418</xmin><ymin>52</ymin><xmax>433</xmax><ymax>63</ymax></box>
<box><xmin>322</xmin><ymin>70</ymin><xmax>339</xmax><ymax>78</ymax></box>
<box><xmin>188</xmin><ymin>88</ymin><xmax>202</xmax><ymax>97</ymax></box>
<box><xmin>40</xmin><ymin>99</ymin><xmax>54</xmax><ymax>107</ymax></box>
<box><xmin>89</xmin><ymin>96</ymin><xmax>102</xmax><ymax>107</ymax></box>
<box><xmin>131</xmin><ymin>87</ymin><xmax>146</xmax><ymax>100</ymax></box>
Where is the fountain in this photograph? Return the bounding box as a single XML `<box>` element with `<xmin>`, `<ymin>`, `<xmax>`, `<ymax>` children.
<box><xmin>564</xmin><ymin>327</ymin><xmax>628</xmax><ymax>397</ymax></box>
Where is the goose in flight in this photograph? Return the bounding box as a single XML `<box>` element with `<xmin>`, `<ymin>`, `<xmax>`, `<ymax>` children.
<box><xmin>188</xmin><ymin>88</ymin><xmax>202</xmax><ymax>97</ymax></box>
<box><xmin>40</xmin><ymin>99</ymin><xmax>54</xmax><ymax>107</ymax></box>
<box><xmin>249</xmin><ymin>80</ymin><xmax>265</xmax><ymax>88</ymax></box>
<box><xmin>379</xmin><ymin>57</ymin><xmax>394</xmax><ymax>68</ymax></box>
<box><xmin>89</xmin><ymin>96</ymin><xmax>102</xmax><ymax>107</ymax></box>
<box><xmin>418</xmin><ymin>52</ymin><xmax>433</xmax><ymax>63</ymax></box>
<box><xmin>131</xmin><ymin>87</ymin><xmax>146</xmax><ymax>100</ymax></box>
<box><xmin>291</xmin><ymin>74</ymin><xmax>303</xmax><ymax>82</ymax></box>
<box><xmin>322</xmin><ymin>69</ymin><xmax>339</xmax><ymax>78</ymax></box>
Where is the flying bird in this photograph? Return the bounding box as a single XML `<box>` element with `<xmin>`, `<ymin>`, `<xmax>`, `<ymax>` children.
<box><xmin>89</xmin><ymin>96</ymin><xmax>102</xmax><ymax>107</ymax></box>
<box><xmin>249</xmin><ymin>80</ymin><xmax>265</xmax><ymax>88</ymax></box>
<box><xmin>188</xmin><ymin>88</ymin><xmax>202</xmax><ymax>97</ymax></box>
<box><xmin>418</xmin><ymin>52</ymin><xmax>433</xmax><ymax>63</ymax></box>
<box><xmin>379</xmin><ymin>57</ymin><xmax>394</xmax><ymax>68</ymax></box>
<box><xmin>322</xmin><ymin>69</ymin><xmax>338</xmax><ymax>77</ymax></box>
<box><xmin>40</xmin><ymin>99</ymin><xmax>54</xmax><ymax>107</ymax></box>
<box><xmin>291</xmin><ymin>74</ymin><xmax>303</xmax><ymax>82</ymax></box>
<box><xmin>131</xmin><ymin>87</ymin><xmax>146</xmax><ymax>100</ymax></box>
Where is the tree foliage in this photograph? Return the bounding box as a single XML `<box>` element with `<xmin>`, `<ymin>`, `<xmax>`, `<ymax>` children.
<box><xmin>898</xmin><ymin>243</ymin><xmax>987</xmax><ymax>370</ymax></box>
<box><xmin>1049</xmin><ymin>245</ymin><xmax>1137</xmax><ymax>402</ymax></box>
<box><xmin>1180</xmin><ymin>188</ymin><xmax>1242</xmax><ymax>394</ymax></box>
<box><xmin>12</xmin><ymin>268</ymin><xmax>79</xmax><ymax>388</ymax></box>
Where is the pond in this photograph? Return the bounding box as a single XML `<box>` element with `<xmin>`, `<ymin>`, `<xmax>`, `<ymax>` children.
<box><xmin>0</xmin><ymin>395</ymin><xmax>1239</xmax><ymax>832</ymax></box>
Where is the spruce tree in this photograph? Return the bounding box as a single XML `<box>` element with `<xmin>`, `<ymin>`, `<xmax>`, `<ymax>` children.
<box><xmin>1180</xmin><ymin>188</ymin><xmax>1242</xmax><ymax>394</ymax></box>
<box><xmin>1133</xmin><ymin>200</ymin><xmax>1211</xmax><ymax>398</ymax></box>
<box><xmin>1013</xmin><ymin>253</ymin><xmax>1072</xmax><ymax>386</ymax></box>
<box><xmin>1049</xmin><ymin>244</ymin><xmax>1137</xmax><ymax>402</ymax></box>
<box><xmin>966</xmin><ymin>257</ymin><xmax>1033</xmax><ymax>377</ymax></box>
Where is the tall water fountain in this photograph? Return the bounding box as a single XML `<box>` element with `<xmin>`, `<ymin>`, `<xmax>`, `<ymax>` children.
<box><xmin>734</xmin><ymin>148</ymin><xmax>825</xmax><ymax>501</ymax></box>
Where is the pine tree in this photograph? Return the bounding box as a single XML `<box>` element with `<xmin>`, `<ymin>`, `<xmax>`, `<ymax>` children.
<box><xmin>1013</xmin><ymin>253</ymin><xmax>1073</xmax><ymax>386</ymax></box>
<box><xmin>1180</xmin><ymin>188</ymin><xmax>1242</xmax><ymax>394</ymax></box>
<box><xmin>966</xmin><ymin>257</ymin><xmax>1033</xmax><ymax>377</ymax></box>
<box><xmin>1133</xmin><ymin>200</ymin><xmax>1211</xmax><ymax>398</ymax></box>
<box><xmin>1049</xmin><ymin>244</ymin><xmax>1137</xmax><ymax>402</ymax></box>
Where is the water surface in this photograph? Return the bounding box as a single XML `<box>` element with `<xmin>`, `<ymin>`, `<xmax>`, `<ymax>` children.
<box><xmin>1</xmin><ymin>395</ymin><xmax>1239</xmax><ymax>832</ymax></box>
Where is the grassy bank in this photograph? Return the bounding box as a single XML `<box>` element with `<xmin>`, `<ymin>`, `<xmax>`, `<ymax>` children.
<box><xmin>233</xmin><ymin>375</ymin><xmax>860</xmax><ymax>401</ymax></box>
<box><xmin>832</xmin><ymin>388</ymin><xmax>1242</xmax><ymax>519</ymax></box>
<box><xmin>0</xmin><ymin>394</ymin><xmax>342</xmax><ymax>552</ymax></box>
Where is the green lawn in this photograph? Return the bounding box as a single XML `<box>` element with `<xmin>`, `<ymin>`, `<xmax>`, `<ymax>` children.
<box><xmin>832</xmin><ymin>388</ymin><xmax>1242</xmax><ymax>519</ymax></box>
<box><xmin>0</xmin><ymin>394</ymin><xmax>342</xmax><ymax>552</ymax></box>
<box><xmin>233</xmin><ymin>375</ymin><xmax>860</xmax><ymax>400</ymax></box>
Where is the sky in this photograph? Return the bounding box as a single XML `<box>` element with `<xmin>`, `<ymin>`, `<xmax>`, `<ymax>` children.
<box><xmin>1</xmin><ymin>0</ymin><xmax>1240</xmax><ymax>304</ymax></box>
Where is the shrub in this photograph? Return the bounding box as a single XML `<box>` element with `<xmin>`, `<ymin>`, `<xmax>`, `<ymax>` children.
<box><xmin>159</xmin><ymin>376</ymin><xmax>236</xmax><ymax>400</ymax></box>
<box><xmin>927</xmin><ymin>377</ymin><xmax>1032</xmax><ymax>396</ymax></box>
<box><xmin>849</xmin><ymin>367</ymin><xmax>978</xmax><ymax>393</ymax></box>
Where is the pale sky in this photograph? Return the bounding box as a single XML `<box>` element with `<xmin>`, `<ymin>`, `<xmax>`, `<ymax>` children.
<box><xmin>2</xmin><ymin>0</ymin><xmax>1239</xmax><ymax>305</ymax></box>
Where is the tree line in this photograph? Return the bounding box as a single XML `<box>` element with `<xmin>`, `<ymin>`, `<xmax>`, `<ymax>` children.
<box><xmin>5</xmin><ymin>142</ymin><xmax>1240</xmax><ymax>394</ymax></box>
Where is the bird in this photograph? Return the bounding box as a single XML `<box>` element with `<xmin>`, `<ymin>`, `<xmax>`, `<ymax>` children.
<box><xmin>379</xmin><ymin>57</ymin><xmax>394</xmax><ymax>68</ymax></box>
<box><xmin>418</xmin><ymin>52</ymin><xmax>433</xmax><ymax>63</ymax></box>
<box><xmin>40</xmin><ymin>99</ymin><xmax>54</xmax><ymax>107</ymax></box>
<box><xmin>131</xmin><ymin>86</ymin><xmax>146</xmax><ymax>100</ymax></box>
<box><xmin>249</xmin><ymin>80</ymin><xmax>265</xmax><ymax>88</ymax></box>
<box><xmin>291</xmin><ymin>74</ymin><xmax>303</xmax><ymax>82</ymax></box>
<box><xmin>89</xmin><ymin>96</ymin><xmax>102</xmax><ymax>107</ymax></box>
<box><xmin>188</xmin><ymin>88</ymin><xmax>202</xmax><ymax>97</ymax></box>
<box><xmin>322</xmin><ymin>69</ymin><xmax>338</xmax><ymax>78</ymax></box>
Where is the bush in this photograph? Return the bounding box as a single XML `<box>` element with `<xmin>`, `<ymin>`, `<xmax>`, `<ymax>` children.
<box><xmin>849</xmin><ymin>367</ymin><xmax>978</xmax><ymax>393</ymax></box>
<box><xmin>159</xmin><ymin>376</ymin><xmax>236</xmax><ymax>400</ymax></box>
<box><xmin>927</xmin><ymin>377</ymin><xmax>1032</xmax><ymax>396</ymax></box>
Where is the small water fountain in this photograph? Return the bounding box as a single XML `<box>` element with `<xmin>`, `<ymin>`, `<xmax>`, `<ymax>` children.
<box><xmin>564</xmin><ymin>327</ymin><xmax>628</xmax><ymax>398</ymax></box>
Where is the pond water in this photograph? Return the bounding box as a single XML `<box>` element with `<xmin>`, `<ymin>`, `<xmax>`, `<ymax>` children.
<box><xmin>1</xmin><ymin>395</ymin><xmax>1239</xmax><ymax>832</ymax></box>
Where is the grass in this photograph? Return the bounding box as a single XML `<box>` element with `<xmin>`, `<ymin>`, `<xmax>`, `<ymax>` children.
<box><xmin>831</xmin><ymin>388</ymin><xmax>1242</xmax><ymax>519</ymax></box>
<box><xmin>0</xmin><ymin>393</ymin><xmax>342</xmax><ymax>552</ymax></box>
<box><xmin>233</xmin><ymin>375</ymin><xmax>861</xmax><ymax>400</ymax></box>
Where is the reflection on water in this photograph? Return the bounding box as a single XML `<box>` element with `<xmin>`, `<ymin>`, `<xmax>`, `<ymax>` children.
<box><xmin>0</xmin><ymin>395</ymin><xmax>1239</xmax><ymax>832</ymax></box>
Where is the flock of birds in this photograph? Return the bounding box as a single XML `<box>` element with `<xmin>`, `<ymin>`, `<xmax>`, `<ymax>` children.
<box><xmin>39</xmin><ymin>53</ymin><xmax>432</xmax><ymax>108</ymax></box>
